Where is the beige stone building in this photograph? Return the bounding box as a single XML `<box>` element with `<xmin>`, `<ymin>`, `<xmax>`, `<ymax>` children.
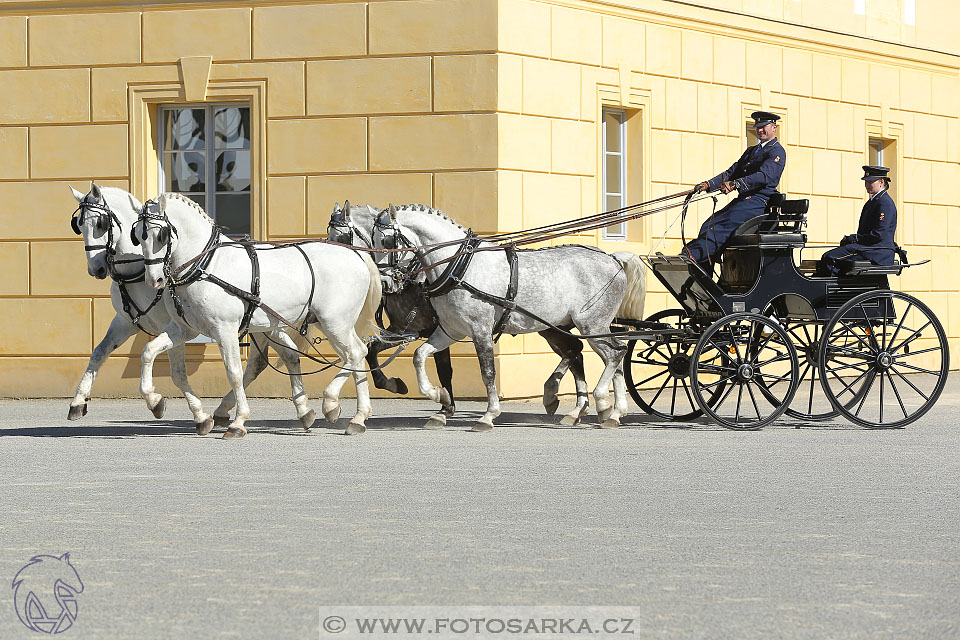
<box><xmin>0</xmin><ymin>0</ymin><xmax>957</xmax><ymax>400</ymax></box>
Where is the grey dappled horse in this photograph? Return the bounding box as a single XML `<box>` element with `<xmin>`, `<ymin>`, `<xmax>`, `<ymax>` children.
<box><xmin>373</xmin><ymin>205</ymin><xmax>647</xmax><ymax>431</ymax></box>
<box><xmin>328</xmin><ymin>201</ymin><xmax>591</xmax><ymax>428</ymax></box>
<box><xmin>68</xmin><ymin>185</ymin><xmax>313</xmax><ymax>431</ymax></box>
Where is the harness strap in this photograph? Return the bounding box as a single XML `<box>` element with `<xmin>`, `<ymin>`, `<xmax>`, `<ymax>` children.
<box><xmin>424</xmin><ymin>233</ymin><xmax>483</xmax><ymax>297</ymax></box>
<box><xmin>491</xmin><ymin>244</ymin><xmax>519</xmax><ymax>343</ymax></box>
<box><xmin>237</xmin><ymin>243</ymin><xmax>260</xmax><ymax>337</ymax></box>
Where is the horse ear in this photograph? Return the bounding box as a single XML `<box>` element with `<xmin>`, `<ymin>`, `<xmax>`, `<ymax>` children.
<box><xmin>129</xmin><ymin>223</ymin><xmax>140</xmax><ymax>246</ymax></box>
<box><xmin>128</xmin><ymin>194</ymin><xmax>142</xmax><ymax>213</ymax></box>
<box><xmin>69</xmin><ymin>186</ymin><xmax>85</xmax><ymax>203</ymax></box>
<box><xmin>343</xmin><ymin>200</ymin><xmax>351</xmax><ymax>219</ymax></box>
<box><xmin>388</xmin><ymin>204</ymin><xmax>397</xmax><ymax>221</ymax></box>
<box><xmin>333</xmin><ymin>202</ymin><xmax>341</xmax><ymax>213</ymax></box>
<box><xmin>90</xmin><ymin>183</ymin><xmax>103</xmax><ymax>201</ymax></box>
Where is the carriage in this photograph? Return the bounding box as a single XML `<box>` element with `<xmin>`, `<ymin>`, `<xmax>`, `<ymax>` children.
<box><xmin>614</xmin><ymin>194</ymin><xmax>949</xmax><ymax>430</ymax></box>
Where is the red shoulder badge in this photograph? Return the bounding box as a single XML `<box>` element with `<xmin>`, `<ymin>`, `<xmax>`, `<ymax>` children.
<box><xmin>880</xmin><ymin>212</ymin><xmax>885</xmax><ymax>220</ymax></box>
<box><xmin>774</xmin><ymin>156</ymin><xmax>781</xmax><ymax>163</ymax></box>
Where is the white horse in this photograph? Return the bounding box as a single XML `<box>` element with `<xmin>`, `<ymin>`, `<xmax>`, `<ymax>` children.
<box><xmin>373</xmin><ymin>205</ymin><xmax>646</xmax><ymax>431</ymax></box>
<box><xmin>134</xmin><ymin>193</ymin><xmax>382</xmax><ymax>438</ymax></box>
<box><xmin>68</xmin><ymin>184</ymin><xmax>315</xmax><ymax>432</ymax></box>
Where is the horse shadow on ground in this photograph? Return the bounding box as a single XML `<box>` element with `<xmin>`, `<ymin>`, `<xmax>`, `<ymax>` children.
<box><xmin>0</xmin><ymin>410</ymin><xmax>859</xmax><ymax>438</ymax></box>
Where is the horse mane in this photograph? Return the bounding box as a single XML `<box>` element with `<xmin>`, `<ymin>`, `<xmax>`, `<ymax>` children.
<box><xmin>161</xmin><ymin>192</ymin><xmax>215</xmax><ymax>225</ymax></box>
<box><xmin>393</xmin><ymin>203</ymin><xmax>465</xmax><ymax>231</ymax></box>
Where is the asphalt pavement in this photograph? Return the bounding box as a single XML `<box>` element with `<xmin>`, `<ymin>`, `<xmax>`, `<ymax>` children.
<box><xmin>1</xmin><ymin>378</ymin><xmax>958</xmax><ymax>639</ymax></box>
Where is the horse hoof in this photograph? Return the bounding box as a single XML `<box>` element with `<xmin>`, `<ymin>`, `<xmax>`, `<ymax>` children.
<box><xmin>543</xmin><ymin>396</ymin><xmax>560</xmax><ymax>416</ymax></box>
<box><xmin>221</xmin><ymin>426</ymin><xmax>246</xmax><ymax>439</ymax></box>
<box><xmin>344</xmin><ymin>422</ymin><xmax>366</xmax><ymax>435</ymax></box>
<box><xmin>559</xmin><ymin>414</ymin><xmax>580</xmax><ymax>426</ymax></box>
<box><xmin>300</xmin><ymin>409</ymin><xmax>316</xmax><ymax>431</ymax></box>
<box><xmin>67</xmin><ymin>403</ymin><xmax>87</xmax><ymax>421</ymax></box>
<box><xmin>213</xmin><ymin>414</ymin><xmax>230</xmax><ymax>428</ymax></box>
<box><xmin>150</xmin><ymin>397</ymin><xmax>166</xmax><ymax>419</ymax></box>
<box><xmin>471</xmin><ymin>421</ymin><xmax>494</xmax><ymax>432</ymax></box>
<box><xmin>393</xmin><ymin>379</ymin><xmax>409</xmax><ymax>395</ymax></box>
<box><xmin>323</xmin><ymin>405</ymin><xmax>341</xmax><ymax>424</ymax></box>
<box><xmin>424</xmin><ymin>415</ymin><xmax>446</xmax><ymax>430</ymax></box>
<box><xmin>597</xmin><ymin>405</ymin><xmax>612</xmax><ymax>422</ymax></box>
<box><xmin>196</xmin><ymin>418</ymin><xmax>215</xmax><ymax>436</ymax></box>
<box><xmin>599</xmin><ymin>419</ymin><xmax>620</xmax><ymax>429</ymax></box>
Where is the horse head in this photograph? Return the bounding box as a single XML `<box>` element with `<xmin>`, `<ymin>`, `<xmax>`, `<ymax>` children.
<box><xmin>69</xmin><ymin>184</ymin><xmax>141</xmax><ymax>280</ymax></box>
<box><xmin>134</xmin><ymin>195</ymin><xmax>181</xmax><ymax>290</ymax></box>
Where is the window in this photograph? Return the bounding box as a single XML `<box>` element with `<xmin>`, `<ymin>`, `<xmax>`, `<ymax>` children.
<box><xmin>602</xmin><ymin>109</ymin><xmax>627</xmax><ymax>239</ymax></box>
<box><xmin>159</xmin><ymin>104</ymin><xmax>252</xmax><ymax>236</ymax></box>
<box><xmin>868</xmin><ymin>136</ymin><xmax>897</xmax><ymax>202</ymax></box>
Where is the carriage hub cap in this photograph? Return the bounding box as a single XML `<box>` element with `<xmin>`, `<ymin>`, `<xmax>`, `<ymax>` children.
<box><xmin>877</xmin><ymin>352</ymin><xmax>894</xmax><ymax>369</ymax></box>
<box><xmin>737</xmin><ymin>364</ymin><xmax>755</xmax><ymax>380</ymax></box>
<box><xmin>669</xmin><ymin>354</ymin><xmax>691</xmax><ymax>378</ymax></box>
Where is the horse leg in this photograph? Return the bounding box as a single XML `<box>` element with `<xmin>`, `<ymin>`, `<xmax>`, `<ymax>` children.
<box><xmin>612</xmin><ymin>360</ymin><xmax>628</xmax><ymax>424</ymax></box>
<box><xmin>70</xmin><ymin>315</ymin><xmax>138</xmax><ymax>420</ymax></box>
<box><xmin>322</xmin><ymin>328</ymin><xmax>371</xmax><ymax>435</ymax></box>
<box><xmin>367</xmin><ymin>338</ymin><xmax>408</xmax><ymax>395</ymax></box>
<box><xmin>424</xmin><ymin>348</ymin><xmax>455</xmax><ymax>429</ymax></box>
<box><xmin>539</xmin><ymin>329</ymin><xmax>590</xmax><ymax>424</ymax></box>
<box><xmin>271</xmin><ymin>331</ymin><xmax>316</xmax><ymax>431</ymax></box>
<box><xmin>560</xmin><ymin>344</ymin><xmax>591</xmax><ymax>427</ymax></box>
<box><xmin>413</xmin><ymin>330</ymin><xmax>458</xmax><ymax>428</ymax></box>
<box><xmin>167</xmin><ymin>339</ymin><xmax>213</xmax><ymax>435</ymax></box>
<box><xmin>139</xmin><ymin>324</ymin><xmax>177</xmax><ymax>419</ymax></box>
<box><xmin>585</xmin><ymin>336</ymin><xmax>628</xmax><ymax>429</ymax></box>
<box><xmin>212</xmin><ymin>331</ymin><xmax>250</xmax><ymax>439</ymax></box>
<box><xmin>213</xmin><ymin>332</ymin><xmax>269</xmax><ymax>427</ymax></box>
<box><xmin>471</xmin><ymin>334</ymin><xmax>500</xmax><ymax>432</ymax></box>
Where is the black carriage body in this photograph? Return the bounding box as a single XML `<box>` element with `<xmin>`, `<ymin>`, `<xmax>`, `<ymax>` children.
<box><xmin>647</xmin><ymin>196</ymin><xmax>895</xmax><ymax>324</ymax></box>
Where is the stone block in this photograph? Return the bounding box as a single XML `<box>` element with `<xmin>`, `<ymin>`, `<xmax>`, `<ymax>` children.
<box><xmin>434</xmin><ymin>171</ymin><xmax>499</xmax><ymax>233</ymax></box>
<box><xmin>665</xmin><ymin>78</ymin><xmax>697</xmax><ymax>132</ymax></box>
<box><xmin>902</xmin><ymin>158</ymin><xmax>931</xmax><ymax>204</ymax></box>
<box><xmin>212</xmin><ymin>62</ymin><xmax>305</xmax><ymax>118</ymax></box>
<box><xmin>267</xmin><ymin>118</ymin><xmax>366</xmax><ymax>174</ymax></box>
<box><xmin>30</xmin><ymin>124</ymin><xmax>128</xmax><ymax>179</ymax></box>
<box><xmin>31</xmin><ymin>241</ymin><xmax>111</xmax><ymax>296</ymax></box>
<box><xmin>651</xmin><ymin>129</ymin><xmax>681</xmax><ymax>183</ymax></box>
<box><xmin>0</xmin><ymin>182</ymin><xmax>109</xmax><ymax>241</ymax></box>
<box><xmin>826</xmin><ymin>101</ymin><xmax>854</xmax><ymax>151</ymax></box>
<box><xmin>551</xmin><ymin>5</ymin><xmax>601</xmax><ymax>66</ymax></box>
<box><xmin>370</xmin><ymin>114</ymin><xmax>496</xmax><ymax>171</ymax></box>
<box><xmin>267</xmin><ymin>176</ymin><xmax>305</xmax><ymax>237</ymax></box>
<box><xmin>522</xmin><ymin>57</ymin><xmax>581</xmax><ymax>120</ymax></box>
<box><xmin>0</xmin><ymin>69</ymin><xmax>89</xmax><ymax>124</ymax></box>
<box><xmin>869</xmin><ymin>64</ymin><xmax>899</xmax><ymax>108</ymax></box>
<box><xmin>812</xmin><ymin>148</ymin><xmax>842</xmax><ymax>195</ymax></box>
<box><xmin>0</xmin><ymin>127</ymin><xmax>28</xmax><ymax>179</ymax></box>
<box><xmin>499</xmin><ymin>54</ymin><xmax>524</xmax><ymax>114</ymax></box>
<box><xmin>498</xmin><ymin>113</ymin><xmax>550</xmax><ymax>173</ymax></box>
<box><xmin>142</xmin><ymin>8</ymin><xmax>251</xmax><ymax>63</ymax></box>
<box><xmin>30</xmin><ymin>12</ymin><xmax>140</xmax><ymax>67</ymax></box>
<box><xmin>92</xmin><ymin>65</ymin><xmax>179</xmax><ymax>122</ymax></box>
<box><xmin>434</xmin><ymin>55</ymin><xmax>497</xmax><ymax>112</ymax></box>
<box><xmin>499</xmin><ymin>0</ymin><xmax>550</xmax><ymax>58</ymax></box>
<box><xmin>786</xmin><ymin>145</ymin><xmax>812</xmax><ymax>195</ymax></box>
<box><xmin>914</xmin><ymin>113</ymin><xmax>947</xmax><ymax>161</ymax></box>
<box><xmin>551</xmin><ymin>119</ymin><xmax>595</xmax><ymax>176</ymax></box>
<box><xmin>370</xmin><ymin>0</ymin><xmax>496</xmax><ymax>55</ymax></box>
<box><xmin>931</xmin><ymin>74</ymin><xmax>959</xmax><ymax>117</ymax></box>
<box><xmin>697</xmin><ymin>84</ymin><xmax>727</xmax><ymax>135</ymax></box>
<box><xmin>308</xmin><ymin>57</ymin><xmax>431</xmax><ymax>116</ymax></box>
<box><xmin>521</xmin><ymin>172</ymin><xmax>580</xmax><ymax>230</ymax></box>
<box><xmin>0</xmin><ymin>16</ymin><xmax>26</xmax><ymax>67</ymax></box>
<box><xmin>900</xmin><ymin>69</ymin><xmax>931</xmax><ymax>113</ymax></box>
<box><xmin>798</xmin><ymin>98</ymin><xmax>827</xmax><ymax>148</ymax></box>
<box><xmin>601</xmin><ymin>15</ymin><xmax>644</xmax><ymax>71</ymax></box>
<box><xmin>0</xmin><ymin>242</ymin><xmax>28</xmax><ymax>295</ymax></box>
<box><xmin>811</xmin><ymin>53</ymin><xmax>841</xmax><ymax>101</ymax></box>
<box><xmin>646</xmin><ymin>24</ymin><xmax>681</xmax><ymax>77</ymax></box>
<box><xmin>782</xmin><ymin>48</ymin><xmax>812</xmax><ymax>97</ymax></box>
<box><xmin>253</xmin><ymin>3</ymin><xmax>366</xmax><ymax>59</ymax></box>
<box><xmin>713</xmin><ymin>37</ymin><xmax>745</xmax><ymax>87</ymax></box>
<box><xmin>841</xmin><ymin>152</ymin><xmax>865</xmax><ymax>198</ymax></box>
<box><xmin>306</xmin><ymin>173</ymin><xmax>432</xmax><ymax>235</ymax></box>
<box><xmin>680</xmin><ymin>133</ymin><xmax>712</xmax><ymax>185</ymax></box>
<box><xmin>681</xmin><ymin>29</ymin><xmax>712</xmax><ymax>83</ymax></box>
<box><xmin>931</xmin><ymin>161</ymin><xmax>959</xmax><ymax>206</ymax></box>
<box><xmin>745</xmin><ymin>42</ymin><xmax>781</xmax><ymax>92</ymax></box>
<box><xmin>841</xmin><ymin>58</ymin><xmax>869</xmax><ymax>105</ymax></box>
<box><xmin>0</xmin><ymin>299</ymin><xmax>92</xmax><ymax>355</ymax></box>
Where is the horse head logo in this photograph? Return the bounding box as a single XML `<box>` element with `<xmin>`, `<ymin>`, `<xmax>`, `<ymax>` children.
<box><xmin>12</xmin><ymin>552</ymin><xmax>84</xmax><ymax>634</ymax></box>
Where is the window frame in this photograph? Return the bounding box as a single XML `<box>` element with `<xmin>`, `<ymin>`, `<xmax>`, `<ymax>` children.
<box><xmin>602</xmin><ymin>108</ymin><xmax>628</xmax><ymax>240</ymax></box>
<box><xmin>157</xmin><ymin>102</ymin><xmax>253</xmax><ymax>237</ymax></box>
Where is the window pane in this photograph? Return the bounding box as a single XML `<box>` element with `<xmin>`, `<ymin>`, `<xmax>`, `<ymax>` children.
<box><xmin>164</xmin><ymin>109</ymin><xmax>205</xmax><ymax>151</ymax></box>
<box><xmin>605</xmin><ymin>154</ymin><xmax>621</xmax><ymax>193</ymax></box>
<box><xmin>215</xmin><ymin>150</ymin><xmax>251</xmax><ymax>192</ymax></box>
<box><xmin>216</xmin><ymin>194</ymin><xmax>251</xmax><ymax>236</ymax></box>
<box><xmin>606</xmin><ymin>194</ymin><xmax>623</xmax><ymax>214</ymax></box>
<box><xmin>214</xmin><ymin>107</ymin><xmax>250</xmax><ymax>149</ymax></box>
<box><xmin>605</xmin><ymin>223</ymin><xmax>625</xmax><ymax>237</ymax></box>
<box><xmin>746</xmin><ymin>122</ymin><xmax>759</xmax><ymax>146</ymax></box>
<box><xmin>604</xmin><ymin>111</ymin><xmax>621</xmax><ymax>152</ymax></box>
<box><xmin>165</xmin><ymin>152</ymin><xmax>206</xmax><ymax>192</ymax></box>
<box><xmin>869</xmin><ymin>139</ymin><xmax>883</xmax><ymax>166</ymax></box>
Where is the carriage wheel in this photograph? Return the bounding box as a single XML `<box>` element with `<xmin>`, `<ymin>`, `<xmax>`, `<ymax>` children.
<box><xmin>690</xmin><ymin>313</ymin><xmax>799</xmax><ymax>430</ymax></box>
<box><xmin>756</xmin><ymin>320</ymin><xmax>840</xmax><ymax>421</ymax></box>
<box><xmin>818</xmin><ymin>291</ymin><xmax>949</xmax><ymax>428</ymax></box>
<box><xmin>624</xmin><ymin>309</ymin><xmax>724</xmax><ymax>421</ymax></box>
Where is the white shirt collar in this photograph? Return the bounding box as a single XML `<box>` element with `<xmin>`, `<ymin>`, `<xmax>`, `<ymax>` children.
<box><xmin>756</xmin><ymin>137</ymin><xmax>776</xmax><ymax>149</ymax></box>
<box><xmin>869</xmin><ymin>188</ymin><xmax>887</xmax><ymax>201</ymax></box>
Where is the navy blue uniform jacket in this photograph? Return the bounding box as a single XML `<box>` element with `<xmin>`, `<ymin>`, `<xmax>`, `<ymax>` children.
<box><xmin>838</xmin><ymin>190</ymin><xmax>898</xmax><ymax>265</ymax></box>
<box><xmin>706</xmin><ymin>138</ymin><xmax>786</xmax><ymax>199</ymax></box>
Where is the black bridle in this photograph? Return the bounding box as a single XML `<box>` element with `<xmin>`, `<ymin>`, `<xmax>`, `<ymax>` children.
<box><xmin>70</xmin><ymin>195</ymin><xmax>164</xmax><ymax>331</ymax></box>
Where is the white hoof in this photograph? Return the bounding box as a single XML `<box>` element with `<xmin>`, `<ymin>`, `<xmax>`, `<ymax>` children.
<box><xmin>149</xmin><ymin>397</ymin><xmax>167</xmax><ymax>419</ymax></box>
<box><xmin>322</xmin><ymin>398</ymin><xmax>341</xmax><ymax>424</ymax></box>
<box><xmin>599</xmin><ymin>418</ymin><xmax>620</xmax><ymax>429</ymax></box>
<box><xmin>559</xmin><ymin>414</ymin><xmax>580</xmax><ymax>426</ymax></box>
<box><xmin>471</xmin><ymin>420</ymin><xmax>494</xmax><ymax>432</ymax></box>
<box><xmin>67</xmin><ymin>403</ymin><xmax>88</xmax><ymax>421</ymax></box>
<box><xmin>597</xmin><ymin>404</ymin><xmax>613</xmax><ymax>422</ymax></box>
<box><xmin>196</xmin><ymin>417</ymin><xmax>215</xmax><ymax>436</ymax></box>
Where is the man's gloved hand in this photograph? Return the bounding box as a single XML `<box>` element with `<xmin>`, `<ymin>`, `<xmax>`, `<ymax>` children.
<box><xmin>694</xmin><ymin>181</ymin><xmax>710</xmax><ymax>194</ymax></box>
<box><xmin>840</xmin><ymin>234</ymin><xmax>857</xmax><ymax>246</ymax></box>
<box><xmin>719</xmin><ymin>181</ymin><xmax>737</xmax><ymax>194</ymax></box>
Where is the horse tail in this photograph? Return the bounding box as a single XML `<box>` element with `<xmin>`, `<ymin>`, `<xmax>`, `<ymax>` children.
<box><xmin>613</xmin><ymin>251</ymin><xmax>646</xmax><ymax>321</ymax></box>
<box><xmin>355</xmin><ymin>251</ymin><xmax>383</xmax><ymax>339</ymax></box>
